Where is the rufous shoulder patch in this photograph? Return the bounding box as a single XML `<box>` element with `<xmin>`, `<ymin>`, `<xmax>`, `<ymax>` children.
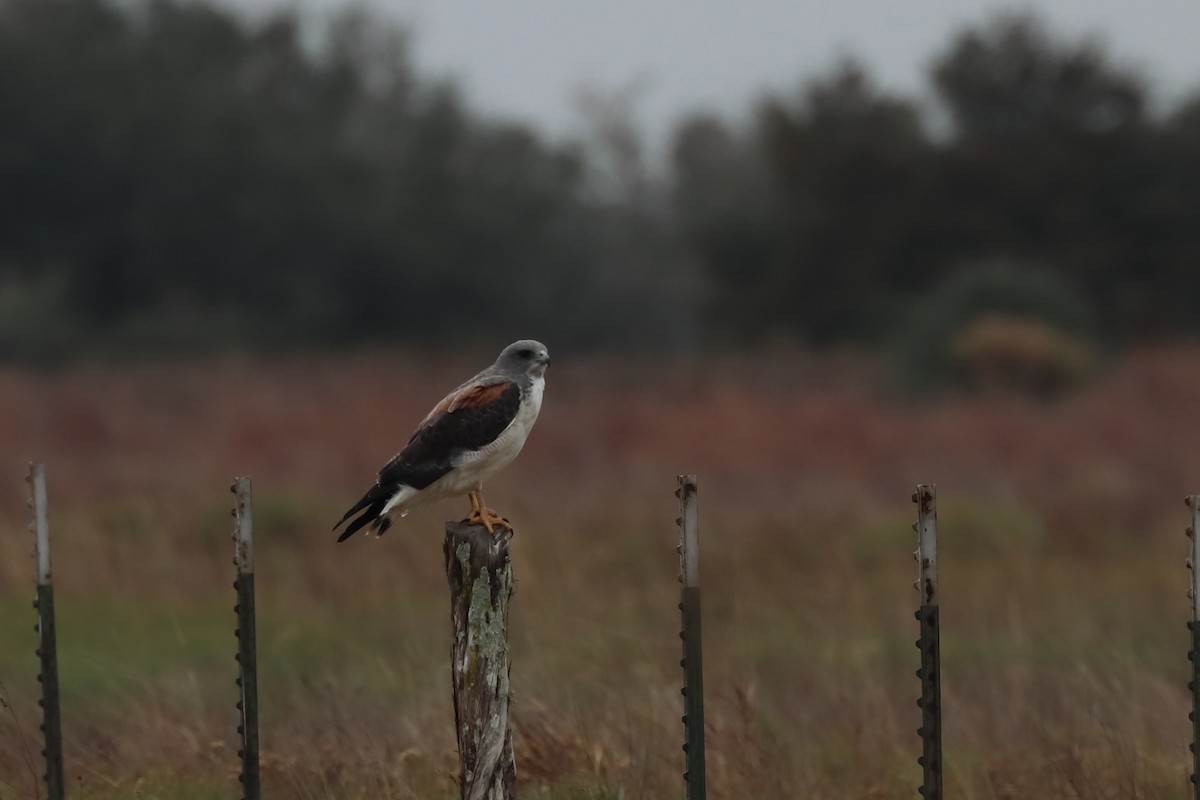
<box><xmin>446</xmin><ymin>381</ymin><xmax>513</xmax><ymax>413</ymax></box>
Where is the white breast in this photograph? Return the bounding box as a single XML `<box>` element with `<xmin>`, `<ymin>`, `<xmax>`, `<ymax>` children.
<box><xmin>442</xmin><ymin>376</ymin><xmax>544</xmax><ymax>490</ymax></box>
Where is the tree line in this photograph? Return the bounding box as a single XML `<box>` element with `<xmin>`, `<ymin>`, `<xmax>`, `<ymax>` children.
<box><xmin>2</xmin><ymin>0</ymin><xmax>1199</xmax><ymax>365</ymax></box>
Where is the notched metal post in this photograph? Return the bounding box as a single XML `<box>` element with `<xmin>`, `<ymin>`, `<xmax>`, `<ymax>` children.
<box><xmin>29</xmin><ymin>462</ymin><xmax>64</xmax><ymax>800</ymax></box>
<box><xmin>913</xmin><ymin>484</ymin><xmax>942</xmax><ymax>800</ymax></box>
<box><xmin>1186</xmin><ymin>495</ymin><xmax>1200</xmax><ymax>799</ymax></box>
<box><xmin>231</xmin><ymin>477</ymin><xmax>259</xmax><ymax>800</ymax></box>
<box><xmin>676</xmin><ymin>474</ymin><xmax>706</xmax><ymax>800</ymax></box>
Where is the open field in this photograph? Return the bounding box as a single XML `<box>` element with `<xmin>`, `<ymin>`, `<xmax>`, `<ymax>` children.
<box><xmin>3</xmin><ymin>346</ymin><xmax>1200</xmax><ymax>798</ymax></box>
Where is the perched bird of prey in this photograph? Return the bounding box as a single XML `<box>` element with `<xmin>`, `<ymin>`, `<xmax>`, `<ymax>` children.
<box><xmin>334</xmin><ymin>340</ymin><xmax>550</xmax><ymax>541</ymax></box>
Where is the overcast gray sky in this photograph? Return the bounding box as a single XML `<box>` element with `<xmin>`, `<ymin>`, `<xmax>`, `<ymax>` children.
<box><xmin>237</xmin><ymin>0</ymin><xmax>1200</xmax><ymax>144</ymax></box>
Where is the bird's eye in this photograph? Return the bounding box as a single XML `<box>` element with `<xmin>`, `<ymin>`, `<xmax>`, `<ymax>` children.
<box><xmin>518</xmin><ymin>348</ymin><xmax>534</xmax><ymax>359</ymax></box>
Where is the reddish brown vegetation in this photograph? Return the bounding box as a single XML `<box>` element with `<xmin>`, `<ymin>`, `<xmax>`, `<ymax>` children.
<box><xmin>0</xmin><ymin>346</ymin><xmax>1198</xmax><ymax>798</ymax></box>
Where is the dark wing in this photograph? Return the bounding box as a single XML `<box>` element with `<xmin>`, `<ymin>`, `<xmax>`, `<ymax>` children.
<box><xmin>400</xmin><ymin>379</ymin><xmax>523</xmax><ymax>472</ymax></box>
<box><xmin>334</xmin><ymin>380</ymin><xmax>522</xmax><ymax>542</ymax></box>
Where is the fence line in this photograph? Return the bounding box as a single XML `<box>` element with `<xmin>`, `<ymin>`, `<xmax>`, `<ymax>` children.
<box><xmin>18</xmin><ymin>466</ymin><xmax>1200</xmax><ymax>797</ymax></box>
<box><xmin>913</xmin><ymin>484</ymin><xmax>942</xmax><ymax>800</ymax></box>
<box><xmin>676</xmin><ymin>475</ymin><xmax>706</xmax><ymax>800</ymax></box>
<box><xmin>28</xmin><ymin>462</ymin><xmax>64</xmax><ymax>800</ymax></box>
<box><xmin>231</xmin><ymin>477</ymin><xmax>260</xmax><ymax>800</ymax></box>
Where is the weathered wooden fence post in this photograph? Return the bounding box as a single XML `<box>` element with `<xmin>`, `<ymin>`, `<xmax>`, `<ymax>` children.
<box><xmin>231</xmin><ymin>477</ymin><xmax>260</xmax><ymax>800</ymax></box>
<box><xmin>1186</xmin><ymin>495</ymin><xmax>1200</xmax><ymax>799</ymax></box>
<box><xmin>913</xmin><ymin>484</ymin><xmax>942</xmax><ymax>800</ymax></box>
<box><xmin>677</xmin><ymin>475</ymin><xmax>706</xmax><ymax>800</ymax></box>
<box><xmin>444</xmin><ymin>521</ymin><xmax>516</xmax><ymax>800</ymax></box>
<box><xmin>28</xmin><ymin>462</ymin><xmax>65</xmax><ymax>800</ymax></box>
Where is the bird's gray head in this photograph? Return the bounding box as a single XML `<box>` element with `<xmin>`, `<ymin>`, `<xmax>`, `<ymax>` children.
<box><xmin>496</xmin><ymin>339</ymin><xmax>550</xmax><ymax>380</ymax></box>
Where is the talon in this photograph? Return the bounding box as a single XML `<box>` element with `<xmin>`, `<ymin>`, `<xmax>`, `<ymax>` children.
<box><xmin>465</xmin><ymin>494</ymin><xmax>512</xmax><ymax>535</ymax></box>
<box><xmin>463</xmin><ymin>506</ymin><xmax>511</xmax><ymax>537</ymax></box>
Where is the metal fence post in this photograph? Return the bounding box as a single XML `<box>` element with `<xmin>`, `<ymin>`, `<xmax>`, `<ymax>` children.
<box><xmin>913</xmin><ymin>484</ymin><xmax>942</xmax><ymax>800</ymax></box>
<box><xmin>1186</xmin><ymin>495</ymin><xmax>1200</xmax><ymax>799</ymax></box>
<box><xmin>28</xmin><ymin>463</ymin><xmax>65</xmax><ymax>800</ymax></box>
<box><xmin>677</xmin><ymin>475</ymin><xmax>706</xmax><ymax>800</ymax></box>
<box><xmin>231</xmin><ymin>477</ymin><xmax>260</xmax><ymax>800</ymax></box>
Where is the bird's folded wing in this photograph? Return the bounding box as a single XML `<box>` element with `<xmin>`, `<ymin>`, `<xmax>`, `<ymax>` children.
<box><xmin>333</xmin><ymin>380</ymin><xmax>524</xmax><ymax>540</ymax></box>
<box><xmin>380</xmin><ymin>379</ymin><xmax>523</xmax><ymax>489</ymax></box>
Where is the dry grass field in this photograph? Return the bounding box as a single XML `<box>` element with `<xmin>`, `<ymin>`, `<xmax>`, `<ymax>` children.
<box><xmin>3</xmin><ymin>345</ymin><xmax>1200</xmax><ymax>799</ymax></box>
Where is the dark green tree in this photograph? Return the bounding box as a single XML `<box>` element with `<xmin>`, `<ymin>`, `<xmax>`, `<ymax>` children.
<box><xmin>0</xmin><ymin>0</ymin><xmax>628</xmax><ymax>358</ymax></box>
<box><xmin>675</xmin><ymin>61</ymin><xmax>937</xmax><ymax>344</ymax></box>
<box><xmin>929</xmin><ymin>13</ymin><xmax>1158</xmax><ymax>337</ymax></box>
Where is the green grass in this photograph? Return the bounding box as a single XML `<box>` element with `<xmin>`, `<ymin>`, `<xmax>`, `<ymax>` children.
<box><xmin>4</xmin><ymin>349</ymin><xmax>1200</xmax><ymax>797</ymax></box>
<box><xmin>1</xmin><ymin>517</ymin><xmax>1193</xmax><ymax>799</ymax></box>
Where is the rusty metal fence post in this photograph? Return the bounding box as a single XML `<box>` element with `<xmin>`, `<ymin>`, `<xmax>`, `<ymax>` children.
<box><xmin>677</xmin><ymin>475</ymin><xmax>706</xmax><ymax>800</ymax></box>
<box><xmin>29</xmin><ymin>463</ymin><xmax>65</xmax><ymax>800</ymax></box>
<box><xmin>1186</xmin><ymin>495</ymin><xmax>1200</xmax><ymax>799</ymax></box>
<box><xmin>231</xmin><ymin>477</ymin><xmax>260</xmax><ymax>800</ymax></box>
<box><xmin>913</xmin><ymin>484</ymin><xmax>942</xmax><ymax>800</ymax></box>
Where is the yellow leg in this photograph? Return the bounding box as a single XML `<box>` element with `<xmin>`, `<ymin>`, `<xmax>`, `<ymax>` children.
<box><xmin>466</xmin><ymin>491</ymin><xmax>513</xmax><ymax>535</ymax></box>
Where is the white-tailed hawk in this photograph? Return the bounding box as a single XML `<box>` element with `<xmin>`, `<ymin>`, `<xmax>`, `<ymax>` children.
<box><xmin>334</xmin><ymin>339</ymin><xmax>550</xmax><ymax>541</ymax></box>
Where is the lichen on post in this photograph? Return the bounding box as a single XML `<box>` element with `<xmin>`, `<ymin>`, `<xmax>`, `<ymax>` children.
<box><xmin>444</xmin><ymin>520</ymin><xmax>516</xmax><ymax>800</ymax></box>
